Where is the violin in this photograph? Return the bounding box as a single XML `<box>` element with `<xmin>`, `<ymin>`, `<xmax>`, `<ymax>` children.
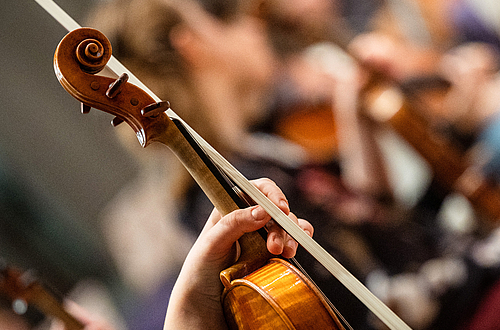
<box><xmin>0</xmin><ymin>260</ymin><xmax>84</xmax><ymax>330</ymax></box>
<box><xmin>53</xmin><ymin>26</ymin><xmax>344</xmax><ymax>330</ymax></box>
<box><xmin>362</xmin><ymin>73</ymin><xmax>500</xmax><ymax>224</ymax></box>
<box><xmin>40</xmin><ymin>4</ymin><xmax>410</xmax><ymax>327</ymax></box>
<box><xmin>274</xmin><ymin>101</ymin><xmax>338</xmax><ymax>163</ymax></box>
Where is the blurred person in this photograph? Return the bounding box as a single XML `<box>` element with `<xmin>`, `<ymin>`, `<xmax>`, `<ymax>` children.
<box><xmin>85</xmin><ymin>0</ymin><xmax>445</xmax><ymax>328</ymax></box>
<box><xmin>347</xmin><ymin>1</ymin><xmax>500</xmax><ymax>329</ymax></box>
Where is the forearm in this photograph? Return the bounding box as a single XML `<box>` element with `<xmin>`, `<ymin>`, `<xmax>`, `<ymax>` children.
<box><xmin>164</xmin><ymin>264</ymin><xmax>228</xmax><ymax>330</ymax></box>
<box><xmin>163</xmin><ymin>217</ymin><xmax>236</xmax><ymax>330</ymax></box>
<box><xmin>333</xmin><ymin>73</ymin><xmax>392</xmax><ymax>199</ymax></box>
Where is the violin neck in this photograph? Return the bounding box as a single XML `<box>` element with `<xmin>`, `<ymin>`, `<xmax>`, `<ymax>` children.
<box><xmin>157</xmin><ymin>117</ymin><xmax>273</xmax><ymax>278</ymax></box>
<box><xmin>365</xmin><ymin>83</ymin><xmax>500</xmax><ymax>223</ymax></box>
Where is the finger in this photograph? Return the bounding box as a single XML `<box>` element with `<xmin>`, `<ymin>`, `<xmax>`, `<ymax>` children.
<box><xmin>265</xmin><ymin>219</ymin><xmax>286</xmax><ymax>255</ymax></box>
<box><xmin>62</xmin><ymin>301</ymin><xmax>115</xmax><ymax>330</ymax></box>
<box><xmin>49</xmin><ymin>319</ymin><xmax>65</xmax><ymax>330</ymax></box>
<box><xmin>265</xmin><ymin>212</ymin><xmax>303</xmax><ymax>258</ymax></box>
<box><xmin>206</xmin><ymin>205</ymin><xmax>272</xmax><ymax>254</ymax></box>
<box><xmin>298</xmin><ymin>218</ymin><xmax>314</xmax><ymax>237</ymax></box>
<box><xmin>266</xmin><ymin>213</ymin><xmax>314</xmax><ymax>259</ymax></box>
<box><xmin>64</xmin><ymin>300</ymin><xmax>94</xmax><ymax>324</ymax></box>
<box><xmin>251</xmin><ymin>178</ymin><xmax>289</xmax><ymax>214</ymax></box>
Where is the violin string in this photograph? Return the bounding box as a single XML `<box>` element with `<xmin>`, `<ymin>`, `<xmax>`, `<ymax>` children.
<box><xmin>37</xmin><ymin>2</ymin><xmax>410</xmax><ymax>328</ymax></box>
<box><xmin>289</xmin><ymin>257</ymin><xmax>354</xmax><ymax>330</ymax></box>
<box><xmin>173</xmin><ymin>115</ymin><xmax>411</xmax><ymax>330</ymax></box>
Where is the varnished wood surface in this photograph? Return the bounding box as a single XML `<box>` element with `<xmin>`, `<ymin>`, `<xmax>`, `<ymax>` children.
<box><xmin>365</xmin><ymin>84</ymin><xmax>500</xmax><ymax>222</ymax></box>
<box><xmin>222</xmin><ymin>258</ymin><xmax>344</xmax><ymax>330</ymax></box>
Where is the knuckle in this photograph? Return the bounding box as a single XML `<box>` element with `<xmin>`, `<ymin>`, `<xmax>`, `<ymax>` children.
<box><xmin>253</xmin><ymin>177</ymin><xmax>277</xmax><ymax>189</ymax></box>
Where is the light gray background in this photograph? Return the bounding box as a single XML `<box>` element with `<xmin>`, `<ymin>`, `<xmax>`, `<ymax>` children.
<box><xmin>0</xmin><ymin>1</ymin><xmax>137</xmax><ymax>244</ymax></box>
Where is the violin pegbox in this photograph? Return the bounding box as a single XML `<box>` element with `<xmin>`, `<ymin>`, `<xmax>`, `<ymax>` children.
<box><xmin>53</xmin><ymin>27</ymin><xmax>171</xmax><ymax>147</ymax></box>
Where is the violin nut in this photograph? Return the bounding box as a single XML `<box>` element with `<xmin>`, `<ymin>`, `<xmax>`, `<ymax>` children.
<box><xmin>141</xmin><ymin>101</ymin><xmax>170</xmax><ymax>118</ymax></box>
<box><xmin>106</xmin><ymin>73</ymin><xmax>129</xmax><ymax>98</ymax></box>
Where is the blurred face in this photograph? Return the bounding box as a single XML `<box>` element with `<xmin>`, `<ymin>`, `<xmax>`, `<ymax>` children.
<box><xmin>265</xmin><ymin>0</ymin><xmax>338</xmax><ymax>35</ymax></box>
<box><xmin>273</xmin><ymin>0</ymin><xmax>335</xmax><ymax>18</ymax></box>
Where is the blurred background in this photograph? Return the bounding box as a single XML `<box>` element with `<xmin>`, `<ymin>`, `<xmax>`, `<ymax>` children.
<box><xmin>0</xmin><ymin>0</ymin><xmax>137</xmax><ymax>328</ymax></box>
<box><xmin>2</xmin><ymin>0</ymin><xmax>500</xmax><ymax>330</ymax></box>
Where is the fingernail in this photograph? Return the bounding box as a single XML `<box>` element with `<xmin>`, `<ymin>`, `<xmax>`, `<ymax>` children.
<box><xmin>272</xmin><ymin>232</ymin><xmax>284</xmax><ymax>249</ymax></box>
<box><xmin>286</xmin><ymin>239</ymin><xmax>297</xmax><ymax>252</ymax></box>
<box><xmin>280</xmin><ymin>200</ymin><xmax>289</xmax><ymax>212</ymax></box>
<box><xmin>251</xmin><ymin>206</ymin><xmax>266</xmax><ymax>220</ymax></box>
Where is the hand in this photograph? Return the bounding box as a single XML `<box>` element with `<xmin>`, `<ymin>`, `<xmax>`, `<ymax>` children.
<box><xmin>164</xmin><ymin>178</ymin><xmax>313</xmax><ymax>330</ymax></box>
<box><xmin>50</xmin><ymin>300</ymin><xmax>115</xmax><ymax>330</ymax></box>
<box><xmin>349</xmin><ymin>32</ymin><xmax>440</xmax><ymax>82</ymax></box>
<box><xmin>438</xmin><ymin>42</ymin><xmax>500</xmax><ymax>132</ymax></box>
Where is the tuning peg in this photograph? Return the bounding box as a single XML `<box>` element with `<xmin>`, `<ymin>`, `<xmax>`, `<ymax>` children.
<box><xmin>106</xmin><ymin>73</ymin><xmax>129</xmax><ymax>98</ymax></box>
<box><xmin>141</xmin><ymin>101</ymin><xmax>170</xmax><ymax>118</ymax></box>
<box><xmin>111</xmin><ymin>117</ymin><xmax>124</xmax><ymax>127</ymax></box>
<box><xmin>81</xmin><ymin>103</ymin><xmax>91</xmax><ymax>114</ymax></box>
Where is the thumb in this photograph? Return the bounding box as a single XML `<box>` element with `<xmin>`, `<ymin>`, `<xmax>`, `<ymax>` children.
<box><xmin>205</xmin><ymin>205</ymin><xmax>271</xmax><ymax>253</ymax></box>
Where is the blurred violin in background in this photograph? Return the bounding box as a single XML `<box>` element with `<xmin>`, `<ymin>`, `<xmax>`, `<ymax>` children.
<box><xmin>0</xmin><ymin>259</ymin><xmax>84</xmax><ymax>330</ymax></box>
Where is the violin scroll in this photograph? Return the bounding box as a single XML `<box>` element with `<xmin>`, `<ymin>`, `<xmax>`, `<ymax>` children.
<box><xmin>54</xmin><ymin>27</ymin><xmax>171</xmax><ymax>147</ymax></box>
<box><xmin>75</xmin><ymin>37</ymin><xmax>110</xmax><ymax>74</ymax></box>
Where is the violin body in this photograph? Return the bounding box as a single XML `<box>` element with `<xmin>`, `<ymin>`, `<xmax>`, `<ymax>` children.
<box><xmin>222</xmin><ymin>258</ymin><xmax>343</xmax><ymax>330</ymax></box>
<box><xmin>275</xmin><ymin>101</ymin><xmax>338</xmax><ymax>163</ymax></box>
